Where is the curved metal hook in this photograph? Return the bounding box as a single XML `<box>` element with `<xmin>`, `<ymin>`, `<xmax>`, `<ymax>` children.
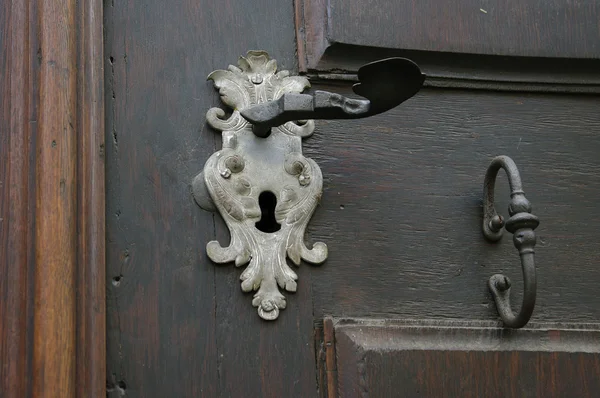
<box><xmin>241</xmin><ymin>57</ymin><xmax>425</xmax><ymax>137</ymax></box>
<box><xmin>483</xmin><ymin>156</ymin><xmax>539</xmax><ymax>329</ymax></box>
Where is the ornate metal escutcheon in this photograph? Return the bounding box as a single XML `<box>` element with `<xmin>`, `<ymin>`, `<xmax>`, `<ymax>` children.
<box><xmin>193</xmin><ymin>51</ymin><xmax>424</xmax><ymax>320</ymax></box>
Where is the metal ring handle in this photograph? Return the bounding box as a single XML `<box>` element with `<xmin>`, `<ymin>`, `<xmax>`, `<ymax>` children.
<box><xmin>483</xmin><ymin>156</ymin><xmax>539</xmax><ymax>329</ymax></box>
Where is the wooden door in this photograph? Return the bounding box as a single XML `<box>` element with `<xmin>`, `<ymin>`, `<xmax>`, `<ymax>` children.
<box><xmin>2</xmin><ymin>0</ymin><xmax>600</xmax><ymax>397</ymax></box>
<box><xmin>296</xmin><ymin>2</ymin><xmax>600</xmax><ymax>396</ymax></box>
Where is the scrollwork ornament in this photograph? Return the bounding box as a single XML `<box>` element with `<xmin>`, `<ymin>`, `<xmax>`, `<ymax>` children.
<box><xmin>192</xmin><ymin>51</ymin><xmax>327</xmax><ymax>320</ymax></box>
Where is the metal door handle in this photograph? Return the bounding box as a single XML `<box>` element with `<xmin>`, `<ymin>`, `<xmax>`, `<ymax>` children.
<box><xmin>195</xmin><ymin>51</ymin><xmax>425</xmax><ymax>320</ymax></box>
<box><xmin>240</xmin><ymin>57</ymin><xmax>425</xmax><ymax>137</ymax></box>
<box><xmin>483</xmin><ymin>156</ymin><xmax>540</xmax><ymax>328</ymax></box>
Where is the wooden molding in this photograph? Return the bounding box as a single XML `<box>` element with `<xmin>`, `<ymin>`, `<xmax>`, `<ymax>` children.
<box><xmin>295</xmin><ymin>0</ymin><xmax>600</xmax><ymax>71</ymax></box>
<box><xmin>76</xmin><ymin>0</ymin><xmax>106</xmax><ymax>396</ymax></box>
<box><xmin>0</xmin><ymin>0</ymin><xmax>106</xmax><ymax>396</ymax></box>
<box><xmin>323</xmin><ymin>318</ymin><xmax>338</xmax><ymax>398</ymax></box>
<box><xmin>34</xmin><ymin>0</ymin><xmax>79</xmax><ymax>394</ymax></box>
<box><xmin>294</xmin><ymin>0</ymin><xmax>600</xmax><ymax>92</ymax></box>
<box><xmin>321</xmin><ymin>319</ymin><xmax>600</xmax><ymax>397</ymax></box>
<box><xmin>294</xmin><ymin>0</ymin><xmax>329</xmax><ymax>72</ymax></box>
<box><xmin>0</xmin><ymin>2</ymin><xmax>35</xmax><ymax>397</ymax></box>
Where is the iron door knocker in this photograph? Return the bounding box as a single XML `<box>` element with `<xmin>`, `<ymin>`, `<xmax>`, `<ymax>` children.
<box><xmin>483</xmin><ymin>155</ymin><xmax>540</xmax><ymax>328</ymax></box>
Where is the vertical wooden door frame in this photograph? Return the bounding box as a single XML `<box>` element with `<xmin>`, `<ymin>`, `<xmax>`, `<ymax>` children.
<box><xmin>1</xmin><ymin>0</ymin><xmax>106</xmax><ymax>397</ymax></box>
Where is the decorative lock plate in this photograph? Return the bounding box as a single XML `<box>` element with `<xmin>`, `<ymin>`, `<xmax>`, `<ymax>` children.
<box><xmin>193</xmin><ymin>51</ymin><xmax>327</xmax><ymax>320</ymax></box>
<box><xmin>193</xmin><ymin>51</ymin><xmax>424</xmax><ymax>320</ymax></box>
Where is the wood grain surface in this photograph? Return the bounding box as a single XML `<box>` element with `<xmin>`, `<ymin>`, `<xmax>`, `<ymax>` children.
<box><xmin>34</xmin><ymin>0</ymin><xmax>78</xmax><ymax>395</ymax></box>
<box><xmin>76</xmin><ymin>0</ymin><xmax>107</xmax><ymax>396</ymax></box>
<box><xmin>296</xmin><ymin>0</ymin><xmax>600</xmax><ymax>93</ymax></box>
<box><xmin>310</xmin><ymin>46</ymin><xmax>600</xmax><ymax>93</ymax></box>
<box><xmin>0</xmin><ymin>2</ymin><xmax>35</xmax><ymax>397</ymax></box>
<box><xmin>1</xmin><ymin>0</ymin><xmax>106</xmax><ymax>397</ymax></box>
<box><xmin>297</xmin><ymin>0</ymin><xmax>600</xmax><ymax>71</ymax></box>
<box><xmin>103</xmin><ymin>0</ymin><xmax>316</xmax><ymax>396</ymax></box>
<box><xmin>332</xmin><ymin>319</ymin><xmax>600</xmax><ymax>398</ymax></box>
<box><xmin>305</xmin><ymin>84</ymin><xmax>600</xmax><ymax>324</ymax></box>
<box><xmin>2</xmin><ymin>0</ymin><xmax>600</xmax><ymax>397</ymax></box>
<box><xmin>331</xmin><ymin>0</ymin><xmax>600</xmax><ymax>58</ymax></box>
<box><xmin>104</xmin><ymin>1</ymin><xmax>600</xmax><ymax>395</ymax></box>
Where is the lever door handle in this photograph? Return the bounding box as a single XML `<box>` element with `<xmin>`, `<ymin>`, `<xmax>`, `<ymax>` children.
<box><xmin>195</xmin><ymin>50</ymin><xmax>424</xmax><ymax>320</ymax></box>
<box><xmin>483</xmin><ymin>156</ymin><xmax>540</xmax><ymax>328</ymax></box>
<box><xmin>240</xmin><ymin>57</ymin><xmax>425</xmax><ymax>137</ymax></box>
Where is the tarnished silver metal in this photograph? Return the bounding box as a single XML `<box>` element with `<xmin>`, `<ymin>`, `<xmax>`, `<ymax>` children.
<box><xmin>483</xmin><ymin>155</ymin><xmax>539</xmax><ymax>329</ymax></box>
<box><xmin>194</xmin><ymin>50</ymin><xmax>424</xmax><ymax>320</ymax></box>
<box><xmin>193</xmin><ymin>51</ymin><xmax>327</xmax><ymax>320</ymax></box>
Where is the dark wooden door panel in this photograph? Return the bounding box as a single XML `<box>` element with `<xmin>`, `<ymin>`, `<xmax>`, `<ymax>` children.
<box><xmin>2</xmin><ymin>0</ymin><xmax>600</xmax><ymax>396</ymax></box>
<box><xmin>325</xmin><ymin>319</ymin><xmax>600</xmax><ymax>398</ymax></box>
<box><xmin>104</xmin><ymin>1</ymin><xmax>318</xmax><ymax>397</ymax></box>
<box><xmin>297</xmin><ymin>0</ymin><xmax>600</xmax><ymax>72</ymax></box>
<box><xmin>305</xmin><ymin>85</ymin><xmax>600</xmax><ymax>323</ymax></box>
<box><xmin>329</xmin><ymin>0</ymin><xmax>600</xmax><ymax>58</ymax></box>
<box><xmin>102</xmin><ymin>0</ymin><xmax>600</xmax><ymax>397</ymax></box>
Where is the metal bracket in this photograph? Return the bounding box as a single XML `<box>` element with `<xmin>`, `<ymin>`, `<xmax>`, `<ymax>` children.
<box><xmin>193</xmin><ymin>51</ymin><xmax>424</xmax><ymax>320</ymax></box>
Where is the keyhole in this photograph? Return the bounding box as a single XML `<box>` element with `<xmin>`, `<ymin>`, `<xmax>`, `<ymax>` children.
<box><xmin>255</xmin><ymin>191</ymin><xmax>281</xmax><ymax>233</ymax></box>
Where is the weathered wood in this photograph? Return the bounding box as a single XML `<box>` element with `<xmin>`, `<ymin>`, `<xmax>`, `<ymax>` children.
<box><xmin>305</xmin><ymin>84</ymin><xmax>600</xmax><ymax>324</ymax></box>
<box><xmin>213</xmin><ymin>257</ymin><xmax>317</xmax><ymax>397</ymax></box>
<box><xmin>33</xmin><ymin>0</ymin><xmax>78</xmax><ymax>396</ymax></box>
<box><xmin>330</xmin><ymin>0</ymin><xmax>600</xmax><ymax>59</ymax></box>
<box><xmin>1</xmin><ymin>0</ymin><xmax>106</xmax><ymax>396</ymax></box>
<box><xmin>298</xmin><ymin>0</ymin><xmax>600</xmax><ymax>70</ymax></box>
<box><xmin>311</xmin><ymin>46</ymin><xmax>600</xmax><ymax>93</ymax></box>
<box><xmin>76</xmin><ymin>0</ymin><xmax>106</xmax><ymax>396</ymax></box>
<box><xmin>104</xmin><ymin>0</ymin><xmax>316</xmax><ymax>396</ymax></box>
<box><xmin>331</xmin><ymin>319</ymin><xmax>600</xmax><ymax>397</ymax></box>
<box><xmin>296</xmin><ymin>0</ymin><xmax>600</xmax><ymax>92</ymax></box>
<box><xmin>323</xmin><ymin>318</ymin><xmax>338</xmax><ymax>398</ymax></box>
<box><xmin>0</xmin><ymin>2</ymin><xmax>35</xmax><ymax>397</ymax></box>
<box><xmin>2</xmin><ymin>0</ymin><xmax>600</xmax><ymax>397</ymax></box>
<box><xmin>295</xmin><ymin>0</ymin><xmax>328</xmax><ymax>72</ymax></box>
<box><xmin>103</xmin><ymin>1</ymin><xmax>600</xmax><ymax>396</ymax></box>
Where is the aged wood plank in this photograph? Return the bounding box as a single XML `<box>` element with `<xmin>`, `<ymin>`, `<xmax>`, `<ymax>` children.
<box><xmin>0</xmin><ymin>1</ymin><xmax>35</xmax><ymax>397</ymax></box>
<box><xmin>311</xmin><ymin>47</ymin><xmax>600</xmax><ymax>93</ymax></box>
<box><xmin>328</xmin><ymin>0</ymin><xmax>600</xmax><ymax>59</ymax></box>
<box><xmin>103</xmin><ymin>1</ymin><xmax>219</xmax><ymax>390</ymax></box>
<box><xmin>323</xmin><ymin>317</ymin><xmax>338</xmax><ymax>398</ymax></box>
<box><xmin>213</xmin><ymin>257</ymin><xmax>318</xmax><ymax>397</ymax></box>
<box><xmin>212</xmin><ymin>209</ymin><xmax>319</xmax><ymax>397</ymax></box>
<box><xmin>298</xmin><ymin>0</ymin><xmax>600</xmax><ymax>70</ymax></box>
<box><xmin>76</xmin><ymin>0</ymin><xmax>106</xmax><ymax>396</ymax></box>
<box><xmin>296</xmin><ymin>0</ymin><xmax>600</xmax><ymax>91</ymax></box>
<box><xmin>1</xmin><ymin>1</ymin><xmax>106</xmax><ymax>396</ymax></box>
<box><xmin>305</xmin><ymin>84</ymin><xmax>600</xmax><ymax>324</ymax></box>
<box><xmin>33</xmin><ymin>0</ymin><xmax>78</xmax><ymax>396</ymax></box>
<box><xmin>295</xmin><ymin>0</ymin><xmax>328</xmax><ymax>72</ymax></box>
<box><xmin>104</xmin><ymin>0</ymin><xmax>313</xmax><ymax>396</ymax></box>
<box><xmin>332</xmin><ymin>319</ymin><xmax>600</xmax><ymax>397</ymax></box>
